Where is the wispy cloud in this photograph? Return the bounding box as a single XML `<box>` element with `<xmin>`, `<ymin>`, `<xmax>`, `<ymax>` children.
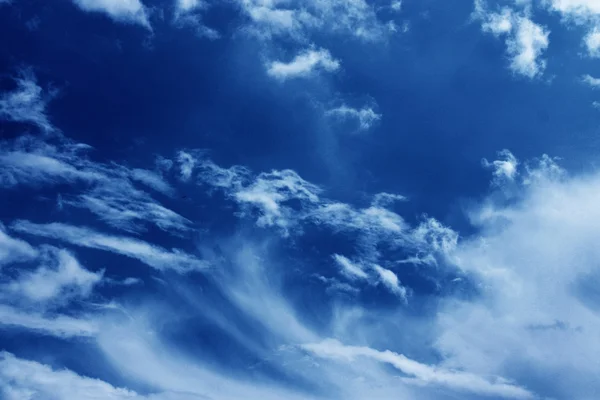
<box><xmin>71</xmin><ymin>0</ymin><xmax>151</xmax><ymax>28</ymax></box>
<box><xmin>234</xmin><ymin>169</ymin><xmax>321</xmax><ymax>233</ymax></box>
<box><xmin>0</xmin><ymin>70</ymin><xmax>54</xmax><ymax>132</ymax></box>
<box><xmin>0</xmin><ymin>224</ymin><xmax>38</xmax><ymax>266</ymax></box>
<box><xmin>267</xmin><ymin>48</ymin><xmax>340</xmax><ymax>80</ymax></box>
<box><xmin>0</xmin><ymin>305</ymin><xmax>98</xmax><ymax>338</ymax></box>
<box><xmin>0</xmin><ymin>352</ymin><xmax>145</xmax><ymax>399</ymax></box>
<box><xmin>237</xmin><ymin>0</ymin><xmax>396</xmax><ymax>42</ymax></box>
<box><xmin>302</xmin><ymin>339</ymin><xmax>534</xmax><ymax>399</ymax></box>
<box><xmin>373</xmin><ymin>265</ymin><xmax>407</xmax><ymax>300</ymax></box>
<box><xmin>332</xmin><ymin>254</ymin><xmax>369</xmax><ymax>280</ymax></box>
<box><xmin>325</xmin><ymin>104</ymin><xmax>382</xmax><ymax>132</ymax></box>
<box><xmin>0</xmin><ymin>135</ymin><xmax>190</xmax><ymax>235</ymax></box>
<box><xmin>173</xmin><ymin>0</ymin><xmax>220</xmax><ymax>39</ymax></box>
<box><xmin>3</xmin><ymin>248</ymin><xmax>102</xmax><ymax>306</ymax></box>
<box><xmin>11</xmin><ymin>221</ymin><xmax>206</xmax><ymax>273</ymax></box>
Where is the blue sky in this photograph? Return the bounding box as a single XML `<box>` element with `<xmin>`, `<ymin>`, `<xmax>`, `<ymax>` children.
<box><xmin>1</xmin><ymin>0</ymin><xmax>600</xmax><ymax>399</ymax></box>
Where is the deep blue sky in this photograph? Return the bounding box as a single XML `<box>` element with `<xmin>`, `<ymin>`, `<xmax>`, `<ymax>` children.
<box><xmin>1</xmin><ymin>1</ymin><xmax>600</xmax><ymax>399</ymax></box>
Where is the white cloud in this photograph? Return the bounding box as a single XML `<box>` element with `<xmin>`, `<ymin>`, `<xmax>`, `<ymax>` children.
<box><xmin>481</xmin><ymin>7</ymin><xmax>513</xmax><ymax>35</ymax></box>
<box><xmin>435</xmin><ymin>153</ymin><xmax>600</xmax><ymax>399</ymax></box>
<box><xmin>3</xmin><ymin>248</ymin><xmax>102</xmax><ymax>305</ymax></box>
<box><xmin>584</xmin><ymin>27</ymin><xmax>600</xmax><ymax>56</ymax></box>
<box><xmin>302</xmin><ymin>339</ymin><xmax>534</xmax><ymax>399</ymax></box>
<box><xmin>332</xmin><ymin>254</ymin><xmax>369</xmax><ymax>280</ymax></box>
<box><xmin>11</xmin><ymin>221</ymin><xmax>206</xmax><ymax>273</ymax></box>
<box><xmin>129</xmin><ymin>168</ymin><xmax>175</xmax><ymax>196</ymax></box>
<box><xmin>0</xmin><ymin>305</ymin><xmax>98</xmax><ymax>338</ymax></box>
<box><xmin>67</xmin><ymin>189</ymin><xmax>191</xmax><ymax>234</ymax></box>
<box><xmin>482</xmin><ymin>149</ymin><xmax>519</xmax><ymax>184</ymax></box>
<box><xmin>173</xmin><ymin>0</ymin><xmax>220</xmax><ymax>39</ymax></box>
<box><xmin>373</xmin><ymin>265</ymin><xmax>407</xmax><ymax>300</ymax></box>
<box><xmin>234</xmin><ymin>169</ymin><xmax>321</xmax><ymax>233</ymax></box>
<box><xmin>475</xmin><ymin>4</ymin><xmax>549</xmax><ymax>78</ymax></box>
<box><xmin>372</xmin><ymin>192</ymin><xmax>406</xmax><ymax>208</ymax></box>
<box><xmin>176</xmin><ymin>150</ymin><xmax>196</xmax><ymax>181</ymax></box>
<box><xmin>508</xmin><ymin>17</ymin><xmax>549</xmax><ymax>78</ymax></box>
<box><xmin>0</xmin><ymin>352</ymin><xmax>215</xmax><ymax>399</ymax></box>
<box><xmin>546</xmin><ymin>0</ymin><xmax>600</xmax><ymax>20</ymax></box>
<box><xmin>177</xmin><ymin>0</ymin><xmax>202</xmax><ymax>12</ymax></box>
<box><xmin>581</xmin><ymin>73</ymin><xmax>600</xmax><ymax>87</ymax></box>
<box><xmin>0</xmin><ymin>70</ymin><xmax>53</xmax><ymax>132</ymax></box>
<box><xmin>267</xmin><ymin>48</ymin><xmax>340</xmax><ymax>80</ymax></box>
<box><xmin>0</xmin><ymin>136</ymin><xmax>190</xmax><ymax>235</ymax></box>
<box><xmin>71</xmin><ymin>0</ymin><xmax>151</xmax><ymax>28</ymax></box>
<box><xmin>325</xmin><ymin>104</ymin><xmax>382</xmax><ymax>131</ymax></box>
<box><xmin>238</xmin><ymin>0</ymin><xmax>394</xmax><ymax>42</ymax></box>
<box><xmin>0</xmin><ymin>224</ymin><xmax>37</xmax><ymax>266</ymax></box>
<box><xmin>0</xmin><ymin>352</ymin><xmax>140</xmax><ymax>399</ymax></box>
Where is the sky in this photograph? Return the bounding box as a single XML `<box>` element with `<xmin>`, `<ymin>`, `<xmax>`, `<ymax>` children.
<box><xmin>1</xmin><ymin>0</ymin><xmax>600</xmax><ymax>399</ymax></box>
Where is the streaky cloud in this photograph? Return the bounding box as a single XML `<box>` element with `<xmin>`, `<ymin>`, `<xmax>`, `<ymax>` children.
<box><xmin>11</xmin><ymin>221</ymin><xmax>206</xmax><ymax>273</ymax></box>
<box><xmin>0</xmin><ymin>304</ymin><xmax>98</xmax><ymax>338</ymax></box>
<box><xmin>302</xmin><ymin>339</ymin><xmax>534</xmax><ymax>399</ymax></box>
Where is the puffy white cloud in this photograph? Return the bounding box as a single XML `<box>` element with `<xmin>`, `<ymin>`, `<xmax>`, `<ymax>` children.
<box><xmin>325</xmin><ymin>104</ymin><xmax>382</xmax><ymax>132</ymax></box>
<box><xmin>267</xmin><ymin>48</ymin><xmax>340</xmax><ymax>80</ymax></box>
<box><xmin>482</xmin><ymin>149</ymin><xmax>519</xmax><ymax>184</ymax></box>
<box><xmin>546</xmin><ymin>0</ymin><xmax>600</xmax><ymax>20</ymax></box>
<box><xmin>584</xmin><ymin>27</ymin><xmax>600</xmax><ymax>56</ymax></box>
<box><xmin>0</xmin><ymin>70</ymin><xmax>53</xmax><ymax>132</ymax></box>
<box><xmin>302</xmin><ymin>339</ymin><xmax>534</xmax><ymax>399</ymax></box>
<box><xmin>435</xmin><ymin>153</ymin><xmax>600</xmax><ymax>399</ymax></box>
<box><xmin>508</xmin><ymin>17</ymin><xmax>549</xmax><ymax>78</ymax></box>
<box><xmin>71</xmin><ymin>0</ymin><xmax>151</xmax><ymax>28</ymax></box>
<box><xmin>539</xmin><ymin>1</ymin><xmax>600</xmax><ymax>57</ymax></box>
<box><xmin>3</xmin><ymin>248</ymin><xmax>102</xmax><ymax>305</ymax></box>
<box><xmin>475</xmin><ymin>4</ymin><xmax>549</xmax><ymax>78</ymax></box>
<box><xmin>11</xmin><ymin>221</ymin><xmax>206</xmax><ymax>273</ymax></box>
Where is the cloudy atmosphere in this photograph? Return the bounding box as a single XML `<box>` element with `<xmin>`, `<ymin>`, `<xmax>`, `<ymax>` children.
<box><xmin>1</xmin><ymin>0</ymin><xmax>600</xmax><ymax>399</ymax></box>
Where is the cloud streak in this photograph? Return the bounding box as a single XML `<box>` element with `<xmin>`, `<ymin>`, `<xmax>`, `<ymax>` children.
<box><xmin>11</xmin><ymin>221</ymin><xmax>206</xmax><ymax>273</ymax></box>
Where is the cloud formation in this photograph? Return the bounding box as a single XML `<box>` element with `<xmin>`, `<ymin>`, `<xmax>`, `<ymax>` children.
<box><xmin>71</xmin><ymin>0</ymin><xmax>151</xmax><ymax>28</ymax></box>
<box><xmin>267</xmin><ymin>48</ymin><xmax>340</xmax><ymax>80</ymax></box>
<box><xmin>3</xmin><ymin>248</ymin><xmax>102</xmax><ymax>305</ymax></box>
<box><xmin>0</xmin><ymin>70</ymin><xmax>53</xmax><ymax>132</ymax></box>
<box><xmin>237</xmin><ymin>0</ymin><xmax>396</xmax><ymax>42</ymax></box>
<box><xmin>11</xmin><ymin>221</ymin><xmax>206</xmax><ymax>273</ymax></box>
<box><xmin>475</xmin><ymin>3</ymin><xmax>549</xmax><ymax>78</ymax></box>
<box><xmin>325</xmin><ymin>104</ymin><xmax>382</xmax><ymax>132</ymax></box>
